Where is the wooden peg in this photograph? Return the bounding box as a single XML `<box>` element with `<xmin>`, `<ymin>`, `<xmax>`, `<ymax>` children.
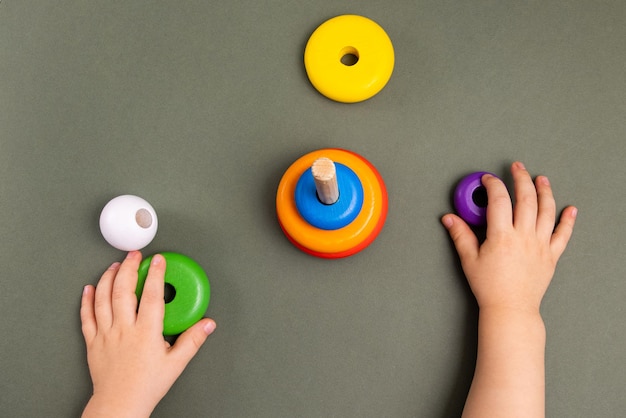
<box><xmin>311</xmin><ymin>157</ymin><xmax>339</xmax><ymax>205</ymax></box>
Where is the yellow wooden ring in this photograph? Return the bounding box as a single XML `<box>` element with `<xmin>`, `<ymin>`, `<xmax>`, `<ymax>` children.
<box><xmin>276</xmin><ymin>149</ymin><xmax>385</xmax><ymax>254</ymax></box>
<box><xmin>304</xmin><ymin>15</ymin><xmax>394</xmax><ymax>103</ymax></box>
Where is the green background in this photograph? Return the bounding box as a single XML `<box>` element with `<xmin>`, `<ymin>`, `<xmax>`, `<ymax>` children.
<box><xmin>1</xmin><ymin>1</ymin><xmax>624</xmax><ymax>417</ymax></box>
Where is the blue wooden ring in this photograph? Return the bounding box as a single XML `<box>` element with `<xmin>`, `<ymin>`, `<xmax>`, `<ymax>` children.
<box><xmin>294</xmin><ymin>163</ymin><xmax>364</xmax><ymax>230</ymax></box>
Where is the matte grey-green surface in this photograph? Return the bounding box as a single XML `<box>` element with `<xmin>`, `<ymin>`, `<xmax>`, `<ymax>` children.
<box><xmin>1</xmin><ymin>1</ymin><xmax>625</xmax><ymax>417</ymax></box>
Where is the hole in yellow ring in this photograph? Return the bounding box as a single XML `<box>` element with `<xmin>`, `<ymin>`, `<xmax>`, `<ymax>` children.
<box><xmin>339</xmin><ymin>46</ymin><xmax>359</xmax><ymax>66</ymax></box>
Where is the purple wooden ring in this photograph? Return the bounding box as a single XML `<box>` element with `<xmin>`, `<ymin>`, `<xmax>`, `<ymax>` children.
<box><xmin>453</xmin><ymin>171</ymin><xmax>496</xmax><ymax>226</ymax></box>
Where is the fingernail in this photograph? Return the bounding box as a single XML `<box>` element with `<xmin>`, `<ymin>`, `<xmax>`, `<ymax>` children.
<box><xmin>151</xmin><ymin>254</ymin><xmax>163</xmax><ymax>266</ymax></box>
<box><xmin>540</xmin><ymin>176</ymin><xmax>550</xmax><ymax>186</ymax></box>
<box><xmin>442</xmin><ymin>215</ymin><xmax>454</xmax><ymax>228</ymax></box>
<box><xmin>83</xmin><ymin>285</ymin><xmax>90</xmax><ymax>295</ymax></box>
<box><xmin>203</xmin><ymin>320</ymin><xmax>217</xmax><ymax>335</ymax></box>
<box><xmin>516</xmin><ymin>161</ymin><xmax>526</xmax><ymax>170</ymax></box>
<box><xmin>571</xmin><ymin>207</ymin><xmax>578</xmax><ymax>218</ymax></box>
<box><xmin>108</xmin><ymin>262</ymin><xmax>121</xmax><ymax>270</ymax></box>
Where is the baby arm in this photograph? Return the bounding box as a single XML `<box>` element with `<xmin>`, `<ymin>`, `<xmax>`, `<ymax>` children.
<box><xmin>442</xmin><ymin>162</ymin><xmax>577</xmax><ymax>418</ymax></box>
<box><xmin>80</xmin><ymin>251</ymin><xmax>216</xmax><ymax>418</ymax></box>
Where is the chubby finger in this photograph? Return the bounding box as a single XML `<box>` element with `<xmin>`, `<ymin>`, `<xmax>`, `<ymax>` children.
<box><xmin>93</xmin><ymin>261</ymin><xmax>121</xmax><ymax>330</ymax></box>
<box><xmin>482</xmin><ymin>174</ymin><xmax>513</xmax><ymax>232</ymax></box>
<box><xmin>111</xmin><ymin>251</ymin><xmax>142</xmax><ymax>326</ymax></box>
<box><xmin>169</xmin><ymin>318</ymin><xmax>216</xmax><ymax>370</ymax></box>
<box><xmin>80</xmin><ymin>285</ymin><xmax>97</xmax><ymax>343</ymax></box>
<box><xmin>535</xmin><ymin>176</ymin><xmax>557</xmax><ymax>240</ymax></box>
<box><xmin>442</xmin><ymin>214</ymin><xmax>479</xmax><ymax>263</ymax></box>
<box><xmin>551</xmin><ymin>206</ymin><xmax>577</xmax><ymax>259</ymax></box>
<box><xmin>137</xmin><ymin>254</ymin><xmax>166</xmax><ymax>331</ymax></box>
<box><xmin>511</xmin><ymin>162</ymin><xmax>538</xmax><ymax>231</ymax></box>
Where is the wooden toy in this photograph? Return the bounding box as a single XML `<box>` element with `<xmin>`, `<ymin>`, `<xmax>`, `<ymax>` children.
<box><xmin>304</xmin><ymin>15</ymin><xmax>394</xmax><ymax>103</ymax></box>
<box><xmin>453</xmin><ymin>172</ymin><xmax>497</xmax><ymax>226</ymax></box>
<box><xmin>277</xmin><ymin>148</ymin><xmax>387</xmax><ymax>258</ymax></box>
<box><xmin>136</xmin><ymin>252</ymin><xmax>210</xmax><ymax>336</ymax></box>
<box><xmin>99</xmin><ymin>195</ymin><xmax>158</xmax><ymax>251</ymax></box>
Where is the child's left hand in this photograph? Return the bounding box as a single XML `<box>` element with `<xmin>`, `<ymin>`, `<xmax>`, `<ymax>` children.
<box><xmin>80</xmin><ymin>251</ymin><xmax>216</xmax><ymax>418</ymax></box>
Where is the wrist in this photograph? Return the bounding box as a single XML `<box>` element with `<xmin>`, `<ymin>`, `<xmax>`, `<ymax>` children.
<box><xmin>477</xmin><ymin>306</ymin><xmax>546</xmax><ymax>339</ymax></box>
<box><xmin>82</xmin><ymin>393</ymin><xmax>154</xmax><ymax>418</ymax></box>
<box><xmin>478</xmin><ymin>302</ymin><xmax>544</xmax><ymax>319</ymax></box>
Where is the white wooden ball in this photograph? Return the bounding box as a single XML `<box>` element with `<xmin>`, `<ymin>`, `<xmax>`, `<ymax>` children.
<box><xmin>99</xmin><ymin>195</ymin><xmax>158</xmax><ymax>251</ymax></box>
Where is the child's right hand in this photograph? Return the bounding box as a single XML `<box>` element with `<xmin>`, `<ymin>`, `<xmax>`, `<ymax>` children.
<box><xmin>442</xmin><ymin>161</ymin><xmax>577</xmax><ymax>314</ymax></box>
<box><xmin>442</xmin><ymin>162</ymin><xmax>577</xmax><ymax>417</ymax></box>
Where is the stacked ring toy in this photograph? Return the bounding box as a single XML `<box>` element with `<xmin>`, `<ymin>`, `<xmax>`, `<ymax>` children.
<box><xmin>276</xmin><ymin>148</ymin><xmax>388</xmax><ymax>258</ymax></box>
<box><xmin>453</xmin><ymin>171</ymin><xmax>497</xmax><ymax>226</ymax></box>
<box><xmin>304</xmin><ymin>15</ymin><xmax>395</xmax><ymax>103</ymax></box>
<box><xmin>136</xmin><ymin>252</ymin><xmax>210</xmax><ymax>336</ymax></box>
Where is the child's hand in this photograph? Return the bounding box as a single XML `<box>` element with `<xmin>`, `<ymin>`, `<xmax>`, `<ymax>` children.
<box><xmin>80</xmin><ymin>251</ymin><xmax>216</xmax><ymax>418</ymax></box>
<box><xmin>443</xmin><ymin>162</ymin><xmax>577</xmax><ymax>417</ymax></box>
<box><xmin>442</xmin><ymin>162</ymin><xmax>577</xmax><ymax>314</ymax></box>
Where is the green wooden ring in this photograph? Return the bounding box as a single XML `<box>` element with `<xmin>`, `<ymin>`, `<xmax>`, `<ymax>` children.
<box><xmin>136</xmin><ymin>252</ymin><xmax>210</xmax><ymax>336</ymax></box>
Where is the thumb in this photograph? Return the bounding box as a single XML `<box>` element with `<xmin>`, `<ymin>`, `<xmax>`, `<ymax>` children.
<box><xmin>441</xmin><ymin>214</ymin><xmax>479</xmax><ymax>263</ymax></box>
<box><xmin>170</xmin><ymin>318</ymin><xmax>216</xmax><ymax>366</ymax></box>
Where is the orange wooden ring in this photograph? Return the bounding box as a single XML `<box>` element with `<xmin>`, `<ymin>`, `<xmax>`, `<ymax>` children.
<box><xmin>276</xmin><ymin>148</ymin><xmax>387</xmax><ymax>258</ymax></box>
